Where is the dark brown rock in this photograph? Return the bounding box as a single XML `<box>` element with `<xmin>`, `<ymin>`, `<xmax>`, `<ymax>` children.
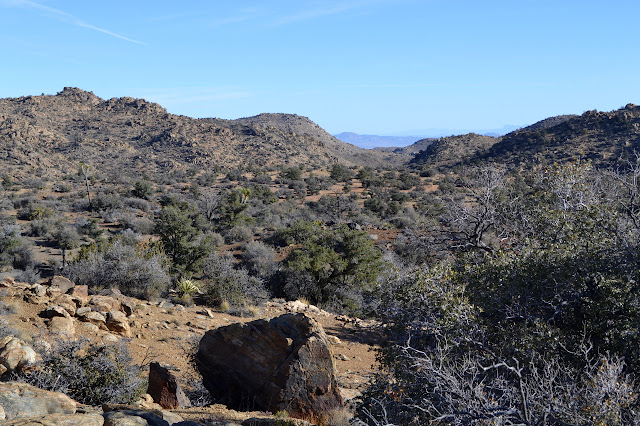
<box><xmin>196</xmin><ymin>313</ymin><xmax>342</xmax><ymax>420</ymax></box>
<box><xmin>147</xmin><ymin>362</ymin><xmax>190</xmax><ymax>409</ymax></box>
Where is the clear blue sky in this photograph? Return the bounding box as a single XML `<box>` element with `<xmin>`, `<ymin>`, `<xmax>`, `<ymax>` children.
<box><xmin>1</xmin><ymin>0</ymin><xmax>639</xmax><ymax>135</ymax></box>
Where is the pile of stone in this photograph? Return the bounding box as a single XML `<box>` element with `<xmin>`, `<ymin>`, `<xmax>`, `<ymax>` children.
<box><xmin>1</xmin><ymin>276</ymin><xmax>135</xmax><ymax>339</ymax></box>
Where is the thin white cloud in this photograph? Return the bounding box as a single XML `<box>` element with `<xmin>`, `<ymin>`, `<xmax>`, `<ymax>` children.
<box><xmin>1</xmin><ymin>0</ymin><xmax>146</xmax><ymax>45</ymax></box>
<box><xmin>271</xmin><ymin>0</ymin><xmax>388</xmax><ymax>26</ymax></box>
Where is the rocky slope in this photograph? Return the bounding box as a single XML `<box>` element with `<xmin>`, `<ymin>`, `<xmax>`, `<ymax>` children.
<box><xmin>0</xmin><ymin>88</ymin><xmax>399</xmax><ymax>181</ymax></box>
<box><xmin>410</xmin><ymin>105</ymin><xmax>640</xmax><ymax>170</ymax></box>
<box><xmin>474</xmin><ymin>104</ymin><xmax>640</xmax><ymax>168</ymax></box>
<box><xmin>410</xmin><ymin>133</ymin><xmax>498</xmax><ymax>169</ymax></box>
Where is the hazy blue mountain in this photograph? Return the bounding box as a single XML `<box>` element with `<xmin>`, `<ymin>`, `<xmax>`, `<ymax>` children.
<box><xmin>335</xmin><ymin>125</ymin><xmax>521</xmax><ymax>149</ymax></box>
<box><xmin>334</xmin><ymin>132</ymin><xmax>425</xmax><ymax>149</ymax></box>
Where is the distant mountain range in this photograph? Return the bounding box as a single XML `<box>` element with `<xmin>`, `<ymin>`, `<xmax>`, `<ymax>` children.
<box><xmin>1</xmin><ymin>88</ymin><xmax>638</xmax><ymax>181</ymax></box>
<box><xmin>334</xmin><ymin>125</ymin><xmax>521</xmax><ymax>149</ymax></box>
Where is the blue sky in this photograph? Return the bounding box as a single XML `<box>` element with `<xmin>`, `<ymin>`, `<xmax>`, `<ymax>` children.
<box><xmin>1</xmin><ymin>0</ymin><xmax>639</xmax><ymax>135</ymax></box>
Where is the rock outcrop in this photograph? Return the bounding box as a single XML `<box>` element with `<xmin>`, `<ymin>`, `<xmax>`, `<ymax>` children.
<box><xmin>147</xmin><ymin>362</ymin><xmax>190</xmax><ymax>409</ymax></box>
<box><xmin>196</xmin><ymin>313</ymin><xmax>343</xmax><ymax>420</ymax></box>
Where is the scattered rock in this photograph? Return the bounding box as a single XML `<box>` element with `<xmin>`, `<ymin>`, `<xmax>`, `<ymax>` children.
<box><xmin>121</xmin><ymin>301</ymin><xmax>136</xmax><ymax>317</ymax></box>
<box><xmin>31</xmin><ymin>285</ymin><xmax>47</xmax><ymax>298</ymax></box>
<box><xmin>76</xmin><ymin>311</ymin><xmax>108</xmax><ymax>331</ymax></box>
<box><xmin>197</xmin><ymin>313</ymin><xmax>343</xmax><ymax>420</ymax></box>
<box><xmin>102</xmin><ymin>403</ymin><xmax>184</xmax><ymax>425</ymax></box>
<box><xmin>68</xmin><ymin>285</ymin><xmax>89</xmax><ymax>299</ymax></box>
<box><xmin>106</xmin><ymin>311</ymin><xmax>131</xmax><ymax>337</ymax></box>
<box><xmin>47</xmin><ymin>276</ymin><xmax>75</xmax><ymax>294</ymax></box>
<box><xmin>76</xmin><ymin>307</ymin><xmax>92</xmax><ymax>316</ymax></box>
<box><xmin>147</xmin><ymin>362</ymin><xmax>190</xmax><ymax>410</ymax></box>
<box><xmin>0</xmin><ymin>382</ymin><xmax>77</xmax><ymax>421</ymax></box>
<box><xmin>102</xmin><ymin>334</ymin><xmax>119</xmax><ymax>343</ymax></box>
<box><xmin>90</xmin><ymin>296</ymin><xmax>121</xmax><ymax>314</ymax></box>
<box><xmin>53</xmin><ymin>294</ymin><xmax>77</xmax><ymax>316</ymax></box>
<box><xmin>0</xmin><ymin>336</ymin><xmax>38</xmax><ymax>376</ymax></box>
<box><xmin>0</xmin><ymin>276</ymin><xmax>15</xmax><ymax>287</ymax></box>
<box><xmin>326</xmin><ymin>335</ymin><xmax>341</xmax><ymax>345</ymax></box>
<box><xmin>41</xmin><ymin>306</ymin><xmax>72</xmax><ymax>319</ymax></box>
<box><xmin>48</xmin><ymin>317</ymin><xmax>75</xmax><ymax>337</ymax></box>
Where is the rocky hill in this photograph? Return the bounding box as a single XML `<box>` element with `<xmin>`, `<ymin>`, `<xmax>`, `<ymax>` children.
<box><xmin>372</xmin><ymin>137</ymin><xmax>436</xmax><ymax>155</ymax></box>
<box><xmin>0</xmin><ymin>88</ymin><xmax>399</xmax><ymax>180</ymax></box>
<box><xmin>409</xmin><ymin>105</ymin><xmax>640</xmax><ymax>170</ymax></box>
<box><xmin>473</xmin><ymin>104</ymin><xmax>640</xmax><ymax>168</ymax></box>
<box><xmin>410</xmin><ymin>133</ymin><xmax>498</xmax><ymax>169</ymax></box>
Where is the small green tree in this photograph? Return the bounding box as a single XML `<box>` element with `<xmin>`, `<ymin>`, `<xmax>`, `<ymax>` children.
<box><xmin>279</xmin><ymin>221</ymin><xmax>384</xmax><ymax>312</ymax></box>
<box><xmin>155</xmin><ymin>202</ymin><xmax>212</xmax><ymax>275</ymax></box>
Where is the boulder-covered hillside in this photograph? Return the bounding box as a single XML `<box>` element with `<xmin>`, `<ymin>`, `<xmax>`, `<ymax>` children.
<box><xmin>0</xmin><ymin>88</ymin><xmax>400</xmax><ymax>180</ymax></box>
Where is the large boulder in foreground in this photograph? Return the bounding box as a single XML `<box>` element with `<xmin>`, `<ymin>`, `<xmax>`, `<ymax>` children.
<box><xmin>196</xmin><ymin>313</ymin><xmax>343</xmax><ymax>420</ymax></box>
<box><xmin>0</xmin><ymin>382</ymin><xmax>77</xmax><ymax>421</ymax></box>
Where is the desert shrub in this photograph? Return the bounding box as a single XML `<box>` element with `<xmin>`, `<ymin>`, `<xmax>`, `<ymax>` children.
<box><xmin>132</xmin><ymin>180</ymin><xmax>153</xmax><ymax>199</ymax></box>
<box><xmin>196</xmin><ymin>172</ymin><xmax>218</xmax><ymax>187</ymax></box>
<box><xmin>242</xmin><ymin>240</ymin><xmax>278</xmax><ymax>280</ymax></box>
<box><xmin>329</xmin><ymin>163</ymin><xmax>355</xmax><ymax>182</ymax></box>
<box><xmin>15</xmin><ymin>266</ymin><xmax>40</xmax><ymax>284</ymax></box>
<box><xmin>201</xmin><ymin>253</ymin><xmax>268</xmax><ymax>315</ymax></box>
<box><xmin>224</xmin><ymin>225</ymin><xmax>254</xmax><ymax>244</ymax></box>
<box><xmin>248</xmin><ymin>184</ymin><xmax>277</xmax><ymax>204</ymax></box>
<box><xmin>119</xmin><ymin>214</ymin><xmax>155</xmax><ymax>235</ymax></box>
<box><xmin>17</xmin><ymin>203</ymin><xmax>54</xmax><ymax>221</ymax></box>
<box><xmin>225</xmin><ymin>168</ymin><xmax>246</xmax><ymax>182</ymax></box>
<box><xmin>123</xmin><ymin>197</ymin><xmax>152</xmax><ymax>212</ymax></box>
<box><xmin>305</xmin><ymin>175</ymin><xmax>332</xmax><ymax>195</ymax></box>
<box><xmin>309</xmin><ymin>195</ymin><xmax>361</xmax><ymax>222</ymax></box>
<box><xmin>28</xmin><ymin>219</ymin><xmax>56</xmax><ymax>238</ymax></box>
<box><xmin>66</xmin><ymin>238</ymin><xmax>170</xmax><ymax>299</ymax></box>
<box><xmin>22</xmin><ymin>178</ymin><xmax>45</xmax><ymax>190</ymax></box>
<box><xmin>279</xmin><ymin>167</ymin><xmax>302</xmax><ymax>182</ymax></box>
<box><xmin>76</xmin><ymin>217</ymin><xmax>103</xmax><ymax>239</ymax></box>
<box><xmin>0</xmin><ymin>303</ymin><xmax>19</xmax><ymax>339</ymax></box>
<box><xmin>251</xmin><ymin>173</ymin><xmax>272</xmax><ymax>185</ymax></box>
<box><xmin>92</xmin><ymin>192</ymin><xmax>123</xmax><ymax>211</ymax></box>
<box><xmin>0</xmin><ymin>225</ymin><xmax>35</xmax><ymax>270</ymax></box>
<box><xmin>288</xmin><ymin>180</ymin><xmax>307</xmax><ymax>199</ymax></box>
<box><xmin>17</xmin><ymin>338</ymin><xmax>145</xmax><ymax>406</ymax></box>
<box><xmin>395</xmin><ymin>171</ymin><xmax>421</xmax><ymax>190</ymax></box>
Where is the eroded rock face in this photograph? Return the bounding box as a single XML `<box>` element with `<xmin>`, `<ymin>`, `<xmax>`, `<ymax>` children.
<box><xmin>196</xmin><ymin>313</ymin><xmax>343</xmax><ymax>420</ymax></box>
<box><xmin>0</xmin><ymin>382</ymin><xmax>77</xmax><ymax>421</ymax></box>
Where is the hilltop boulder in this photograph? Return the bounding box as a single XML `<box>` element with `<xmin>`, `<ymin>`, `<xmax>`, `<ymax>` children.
<box><xmin>196</xmin><ymin>313</ymin><xmax>343</xmax><ymax>420</ymax></box>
